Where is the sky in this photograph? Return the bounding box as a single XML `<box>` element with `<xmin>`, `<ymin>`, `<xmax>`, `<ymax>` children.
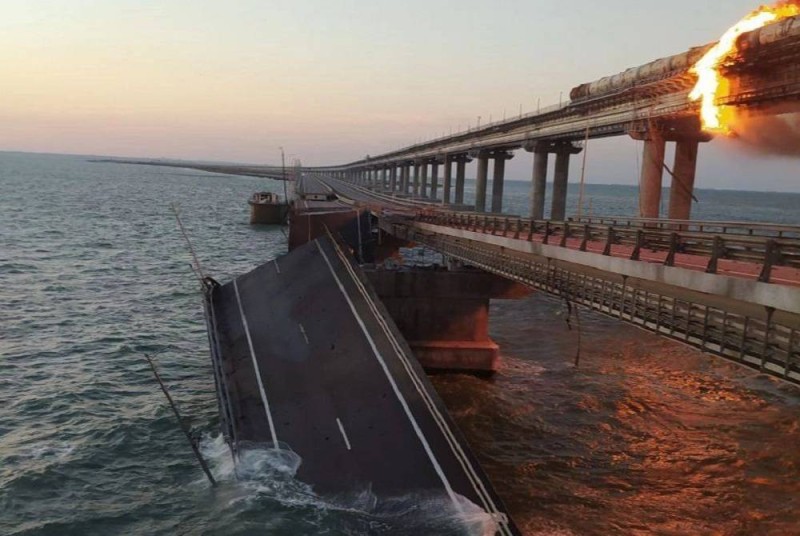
<box><xmin>1</xmin><ymin>0</ymin><xmax>798</xmax><ymax>191</ymax></box>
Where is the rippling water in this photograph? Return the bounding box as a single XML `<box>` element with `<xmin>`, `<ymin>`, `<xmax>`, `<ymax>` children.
<box><xmin>2</xmin><ymin>151</ymin><xmax>799</xmax><ymax>535</ymax></box>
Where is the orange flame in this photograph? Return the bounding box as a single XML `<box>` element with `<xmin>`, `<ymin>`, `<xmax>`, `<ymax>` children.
<box><xmin>689</xmin><ymin>3</ymin><xmax>800</xmax><ymax>133</ymax></box>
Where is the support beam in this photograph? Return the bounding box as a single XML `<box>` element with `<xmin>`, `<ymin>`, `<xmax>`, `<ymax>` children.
<box><xmin>390</xmin><ymin>166</ymin><xmax>398</xmax><ymax>191</ymax></box>
<box><xmin>381</xmin><ymin>167</ymin><xmax>388</xmax><ymax>190</ymax></box>
<box><xmin>551</xmin><ymin>150</ymin><xmax>571</xmax><ymax>221</ymax></box>
<box><xmin>531</xmin><ymin>149</ymin><xmax>548</xmax><ymax>220</ymax></box>
<box><xmin>491</xmin><ymin>152</ymin><xmax>514</xmax><ymax>213</ymax></box>
<box><xmin>413</xmin><ymin>163</ymin><xmax>420</xmax><ymax>196</ymax></box>
<box><xmin>420</xmin><ymin>162</ymin><xmax>429</xmax><ymax>198</ymax></box>
<box><xmin>430</xmin><ymin>162</ymin><xmax>439</xmax><ymax>200</ymax></box>
<box><xmin>669</xmin><ymin>139</ymin><xmax>699</xmax><ymax>220</ymax></box>
<box><xmin>475</xmin><ymin>153</ymin><xmax>489</xmax><ymax>212</ymax></box>
<box><xmin>455</xmin><ymin>158</ymin><xmax>467</xmax><ymax>204</ymax></box>
<box><xmin>640</xmin><ymin>136</ymin><xmax>666</xmax><ymax>218</ymax></box>
<box><xmin>442</xmin><ymin>156</ymin><xmax>452</xmax><ymax>204</ymax></box>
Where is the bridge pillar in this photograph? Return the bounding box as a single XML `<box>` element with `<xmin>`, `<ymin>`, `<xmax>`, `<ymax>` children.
<box><xmin>475</xmin><ymin>152</ymin><xmax>489</xmax><ymax>212</ymax></box>
<box><xmin>531</xmin><ymin>149</ymin><xmax>548</xmax><ymax>219</ymax></box>
<box><xmin>491</xmin><ymin>151</ymin><xmax>514</xmax><ymax>213</ymax></box>
<box><xmin>413</xmin><ymin>163</ymin><xmax>421</xmax><ymax>196</ymax></box>
<box><xmin>390</xmin><ymin>166</ymin><xmax>398</xmax><ymax>191</ymax></box>
<box><xmin>430</xmin><ymin>161</ymin><xmax>439</xmax><ymax>200</ymax></box>
<box><xmin>420</xmin><ymin>162</ymin><xmax>429</xmax><ymax>197</ymax></box>
<box><xmin>669</xmin><ymin>139</ymin><xmax>699</xmax><ymax>220</ymax></box>
<box><xmin>403</xmin><ymin>163</ymin><xmax>411</xmax><ymax>194</ymax></box>
<box><xmin>639</xmin><ymin>135</ymin><xmax>666</xmax><ymax>218</ymax></box>
<box><xmin>551</xmin><ymin>151</ymin><xmax>570</xmax><ymax>221</ymax></box>
<box><xmin>442</xmin><ymin>155</ymin><xmax>452</xmax><ymax>204</ymax></box>
<box><xmin>454</xmin><ymin>155</ymin><xmax>470</xmax><ymax>204</ymax></box>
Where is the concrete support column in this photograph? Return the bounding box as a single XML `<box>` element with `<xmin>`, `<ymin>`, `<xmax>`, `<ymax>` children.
<box><xmin>531</xmin><ymin>150</ymin><xmax>548</xmax><ymax>220</ymax></box>
<box><xmin>420</xmin><ymin>163</ymin><xmax>429</xmax><ymax>197</ymax></box>
<box><xmin>413</xmin><ymin>164</ymin><xmax>420</xmax><ymax>195</ymax></box>
<box><xmin>491</xmin><ymin>152</ymin><xmax>514</xmax><ymax>213</ymax></box>
<box><xmin>442</xmin><ymin>156</ymin><xmax>452</xmax><ymax>204</ymax></box>
<box><xmin>381</xmin><ymin>168</ymin><xmax>388</xmax><ymax>190</ymax></box>
<box><xmin>475</xmin><ymin>153</ymin><xmax>489</xmax><ymax>212</ymax></box>
<box><xmin>639</xmin><ymin>136</ymin><xmax>666</xmax><ymax>219</ymax></box>
<box><xmin>403</xmin><ymin>164</ymin><xmax>411</xmax><ymax>193</ymax></box>
<box><xmin>551</xmin><ymin>151</ymin><xmax>571</xmax><ymax>221</ymax></box>
<box><xmin>430</xmin><ymin>162</ymin><xmax>439</xmax><ymax>200</ymax></box>
<box><xmin>455</xmin><ymin>158</ymin><xmax>467</xmax><ymax>204</ymax></box>
<box><xmin>390</xmin><ymin>166</ymin><xmax>398</xmax><ymax>191</ymax></box>
<box><xmin>669</xmin><ymin>139</ymin><xmax>699</xmax><ymax>220</ymax></box>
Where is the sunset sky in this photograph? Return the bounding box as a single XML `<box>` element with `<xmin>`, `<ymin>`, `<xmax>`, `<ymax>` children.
<box><xmin>2</xmin><ymin>0</ymin><xmax>798</xmax><ymax>191</ymax></box>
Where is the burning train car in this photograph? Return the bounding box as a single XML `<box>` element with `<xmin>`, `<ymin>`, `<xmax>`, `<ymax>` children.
<box><xmin>568</xmin><ymin>45</ymin><xmax>711</xmax><ymax>103</ymax></box>
<box><xmin>568</xmin><ymin>14</ymin><xmax>800</xmax><ymax>105</ymax></box>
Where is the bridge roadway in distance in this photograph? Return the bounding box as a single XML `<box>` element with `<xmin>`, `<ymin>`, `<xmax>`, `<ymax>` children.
<box><xmin>204</xmin><ymin>231</ymin><xmax>519</xmax><ymax>535</ymax></box>
<box><xmin>312</xmin><ymin>174</ymin><xmax>800</xmax><ymax>384</ymax></box>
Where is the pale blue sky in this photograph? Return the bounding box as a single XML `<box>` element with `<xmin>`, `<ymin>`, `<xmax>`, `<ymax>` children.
<box><xmin>1</xmin><ymin>0</ymin><xmax>797</xmax><ymax>190</ymax></box>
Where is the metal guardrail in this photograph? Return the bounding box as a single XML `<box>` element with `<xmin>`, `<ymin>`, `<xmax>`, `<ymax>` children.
<box><xmin>572</xmin><ymin>216</ymin><xmax>800</xmax><ymax>239</ymax></box>
<box><xmin>415</xmin><ymin>212</ymin><xmax>800</xmax><ymax>284</ymax></box>
<box><xmin>387</xmin><ymin>222</ymin><xmax>800</xmax><ymax>385</ymax></box>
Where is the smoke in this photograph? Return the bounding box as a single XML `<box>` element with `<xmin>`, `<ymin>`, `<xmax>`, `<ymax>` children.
<box><xmin>776</xmin><ymin>0</ymin><xmax>800</xmax><ymax>8</ymax></box>
<box><xmin>727</xmin><ymin>103</ymin><xmax>800</xmax><ymax>157</ymax></box>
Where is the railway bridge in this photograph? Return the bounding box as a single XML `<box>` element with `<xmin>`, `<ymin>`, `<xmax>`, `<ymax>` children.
<box><xmin>309</xmin><ymin>14</ymin><xmax>800</xmax><ymax>222</ymax></box>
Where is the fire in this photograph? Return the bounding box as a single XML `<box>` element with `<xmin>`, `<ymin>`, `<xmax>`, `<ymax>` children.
<box><xmin>689</xmin><ymin>3</ymin><xmax>800</xmax><ymax>133</ymax></box>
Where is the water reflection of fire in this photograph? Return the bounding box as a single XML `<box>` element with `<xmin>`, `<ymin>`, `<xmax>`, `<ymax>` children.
<box><xmin>689</xmin><ymin>2</ymin><xmax>800</xmax><ymax>133</ymax></box>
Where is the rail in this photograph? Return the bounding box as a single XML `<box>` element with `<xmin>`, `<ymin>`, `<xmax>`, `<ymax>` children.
<box><xmin>415</xmin><ymin>212</ymin><xmax>800</xmax><ymax>284</ymax></box>
<box><xmin>385</xmin><ymin>221</ymin><xmax>800</xmax><ymax>385</ymax></box>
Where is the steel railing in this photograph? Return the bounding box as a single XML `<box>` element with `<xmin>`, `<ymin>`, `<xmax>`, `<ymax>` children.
<box><xmin>415</xmin><ymin>212</ymin><xmax>800</xmax><ymax>284</ymax></box>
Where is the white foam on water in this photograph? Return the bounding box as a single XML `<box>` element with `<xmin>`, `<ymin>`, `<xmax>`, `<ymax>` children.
<box><xmin>198</xmin><ymin>434</ymin><xmax>502</xmax><ymax>535</ymax></box>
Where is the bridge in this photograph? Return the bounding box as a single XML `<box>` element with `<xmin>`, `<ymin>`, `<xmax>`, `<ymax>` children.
<box><xmin>308</xmin><ymin>14</ymin><xmax>800</xmax><ymax>223</ymax></box>
<box><xmin>184</xmin><ymin>15</ymin><xmax>800</xmax><ymax>535</ymax></box>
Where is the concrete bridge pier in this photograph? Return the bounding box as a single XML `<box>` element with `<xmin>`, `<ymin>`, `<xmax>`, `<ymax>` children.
<box><xmin>491</xmin><ymin>151</ymin><xmax>514</xmax><ymax>213</ymax></box>
<box><xmin>399</xmin><ymin>164</ymin><xmax>407</xmax><ymax>193</ymax></box>
<box><xmin>454</xmin><ymin>155</ymin><xmax>470</xmax><ymax>204</ymax></box>
<box><xmin>420</xmin><ymin>161</ymin><xmax>429</xmax><ymax>197</ymax></box>
<box><xmin>404</xmin><ymin>163</ymin><xmax>412</xmax><ymax>194</ymax></box>
<box><xmin>390</xmin><ymin>166</ymin><xmax>398</xmax><ymax>192</ymax></box>
<box><xmin>531</xmin><ymin>148</ymin><xmax>548</xmax><ymax>219</ymax></box>
<box><xmin>430</xmin><ymin>160</ymin><xmax>439</xmax><ymax>200</ymax></box>
<box><xmin>442</xmin><ymin>155</ymin><xmax>452</xmax><ymax>204</ymax></box>
<box><xmin>474</xmin><ymin>152</ymin><xmax>489</xmax><ymax>212</ymax></box>
<box><xmin>668</xmin><ymin>139</ymin><xmax>699</xmax><ymax>220</ymax></box>
<box><xmin>381</xmin><ymin>167</ymin><xmax>388</xmax><ymax>190</ymax></box>
<box><xmin>413</xmin><ymin>163</ymin><xmax>421</xmax><ymax>196</ymax></box>
<box><xmin>639</xmin><ymin>135</ymin><xmax>666</xmax><ymax>219</ymax></box>
<box><xmin>551</xmin><ymin>143</ymin><xmax>582</xmax><ymax>221</ymax></box>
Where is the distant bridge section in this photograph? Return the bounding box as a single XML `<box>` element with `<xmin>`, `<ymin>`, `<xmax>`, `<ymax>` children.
<box><xmin>310</xmin><ymin>15</ymin><xmax>800</xmax><ymax>223</ymax></box>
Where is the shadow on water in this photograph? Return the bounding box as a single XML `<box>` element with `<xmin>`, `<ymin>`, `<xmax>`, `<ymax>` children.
<box><xmin>431</xmin><ymin>293</ymin><xmax>800</xmax><ymax>535</ymax></box>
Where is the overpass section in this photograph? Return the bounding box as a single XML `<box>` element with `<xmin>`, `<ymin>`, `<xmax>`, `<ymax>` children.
<box><xmin>309</xmin><ymin>15</ymin><xmax>800</xmax><ymax>221</ymax></box>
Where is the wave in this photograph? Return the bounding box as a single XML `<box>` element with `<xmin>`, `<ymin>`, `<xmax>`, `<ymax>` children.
<box><xmin>200</xmin><ymin>434</ymin><xmax>499</xmax><ymax>535</ymax></box>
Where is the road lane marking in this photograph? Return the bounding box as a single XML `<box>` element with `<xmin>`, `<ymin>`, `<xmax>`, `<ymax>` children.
<box><xmin>315</xmin><ymin>240</ymin><xmax>461</xmax><ymax>510</ymax></box>
<box><xmin>325</xmin><ymin>236</ymin><xmax>514</xmax><ymax>535</ymax></box>
<box><xmin>298</xmin><ymin>323</ymin><xmax>309</xmax><ymax>344</ymax></box>
<box><xmin>233</xmin><ymin>279</ymin><xmax>279</xmax><ymax>450</ymax></box>
<box><xmin>336</xmin><ymin>418</ymin><xmax>352</xmax><ymax>451</ymax></box>
<box><xmin>274</xmin><ymin>260</ymin><xmax>281</xmax><ymax>274</ymax></box>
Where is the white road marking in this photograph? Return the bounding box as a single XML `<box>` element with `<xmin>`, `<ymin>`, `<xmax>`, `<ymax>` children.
<box><xmin>335</xmin><ymin>418</ymin><xmax>352</xmax><ymax>451</ymax></box>
<box><xmin>325</xmin><ymin>237</ymin><xmax>514</xmax><ymax>535</ymax></box>
<box><xmin>315</xmin><ymin>240</ymin><xmax>461</xmax><ymax>510</ymax></box>
<box><xmin>233</xmin><ymin>279</ymin><xmax>280</xmax><ymax>450</ymax></box>
<box><xmin>274</xmin><ymin>260</ymin><xmax>281</xmax><ymax>274</ymax></box>
<box><xmin>298</xmin><ymin>323</ymin><xmax>309</xmax><ymax>344</ymax></box>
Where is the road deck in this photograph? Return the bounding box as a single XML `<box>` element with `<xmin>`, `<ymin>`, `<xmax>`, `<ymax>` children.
<box><xmin>205</xmin><ymin>233</ymin><xmax>517</xmax><ymax>535</ymax></box>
